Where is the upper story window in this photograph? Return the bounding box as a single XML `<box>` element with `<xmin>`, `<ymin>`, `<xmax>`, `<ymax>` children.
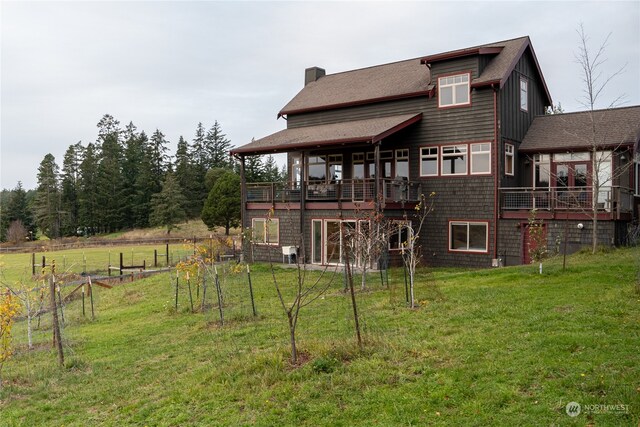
<box><xmin>441</xmin><ymin>145</ymin><xmax>468</xmax><ymax>175</ymax></box>
<box><xmin>505</xmin><ymin>144</ymin><xmax>514</xmax><ymax>176</ymax></box>
<box><xmin>395</xmin><ymin>149</ymin><xmax>409</xmax><ymax>178</ymax></box>
<box><xmin>352</xmin><ymin>153</ymin><xmax>365</xmax><ymax>180</ymax></box>
<box><xmin>520</xmin><ymin>78</ymin><xmax>528</xmax><ymax>112</ymax></box>
<box><xmin>438</xmin><ymin>73</ymin><xmax>470</xmax><ymax>108</ymax></box>
<box><xmin>307</xmin><ymin>154</ymin><xmax>342</xmax><ymax>183</ymax></box>
<box><xmin>420</xmin><ymin>147</ymin><xmax>439</xmax><ymax>176</ymax></box>
<box><xmin>533</xmin><ymin>154</ymin><xmax>550</xmax><ymax>189</ymax></box>
<box><xmin>291</xmin><ymin>155</ymin><xmax>302</xmax><ymax>188</ymax></box>
<box><xmin>470</xmin><ymin>143</ymin><xmax>491</xmax><ymax>174</ymax></box>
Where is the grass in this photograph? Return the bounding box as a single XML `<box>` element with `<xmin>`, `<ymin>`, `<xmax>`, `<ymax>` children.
<box><xmin>0</xmin><ymin>244</ymin><xmax>200</xmax><ymax>283</ymax></box>
<box><xmin>0</xmin><ymin>248</ymin><xmax>638</xmax><ymax>426</ymax></box>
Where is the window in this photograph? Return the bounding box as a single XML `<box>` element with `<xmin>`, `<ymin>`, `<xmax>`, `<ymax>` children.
<box><xmin>441</xmin><ymin>145</ymin><xmax>467</xmax><ymax>175</ymax></box>
<box><xmin>505</xmin><ymin>144</ymin><xmax>514</xmax><ymax>176</ymax></box>
<box><xmin>449</xmin><ymin>221</ymin><xmax>488</xmax><ymax>252</ymax></box>
<box><xmin>438</xmin><ymin>73</ymin><xmax>470</xmax><ymax>107</ymax></box>
<box><xmin>395</xmin><ymin>149</ymin><xmax>409</xmax><ymax>178</ymax></box>
<box><xmin>352</xmin><ymin>153</ymin><xmax>364</xmax><ymax>179</ymax></box>
<box><xmin>252</xmin><ymin>218</ymin><xmax>279</xmax><ymax>245</ymax></box>
<box><xmin>312</xmin><ymin>220</ymin><xmax>322</xmax><ymax>264</ymax></box>
<box><xmin>388</xmin><ymin>220</ymin><xmax>412</xmax><ymax>250</ymax></box>
<box><xmin>470</xmin><ymin>143</ymin><xmax>491</xmax><ymax>174</ymax></box>
<box><xmin>328</xmin><ymin>154</ymin><xmax>343</xmax><ymax>182</ymax></box>
<box><xmin>292</xmin><ymin>155</ymin><xmax>302</xmax><ymax>188</ymax></box>
<box><xmin>420</xmin><ymin>147</ymin><xmax>439</xmax><ymax>176</ymax></box>
<box><xmin>308</xmin><ymin>156</ymin><xmax>326</xmax><ymax>182</ymax></box>
<box><xmin>534</xmin><ymin>154</ymin><xmax>550</xmax><ymax>188</ymax></box>
<box><xmin>520</xmin><ymin>78</ymin><xmax>528</xmax><ymax>112</ymax></box>
<box><xmin>380</xmin><ymin>150</ymin><xmax>393</xmax><ymax>178</ymax></box>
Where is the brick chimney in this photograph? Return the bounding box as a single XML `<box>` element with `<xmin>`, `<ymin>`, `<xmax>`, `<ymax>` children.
<box><xmin>304</xmin><ymin>66</ymin><xmax>325</xmax><ymax>86</ymax></box>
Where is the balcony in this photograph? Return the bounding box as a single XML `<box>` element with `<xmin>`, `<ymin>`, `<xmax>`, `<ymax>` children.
<box><xmin>500</xmin><ymin>186</ymin><xmax>634</xmax><ymax>219</ymax></box>
<box><xmin>246</xmin><ymin>178</ymin><xmax>422</xmax><ymax>205</ymax></box>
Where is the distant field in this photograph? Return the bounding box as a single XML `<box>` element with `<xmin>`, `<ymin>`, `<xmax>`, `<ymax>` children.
<box><xmin>0</xmin><ymin>244</ymin><xmax>199</xmax><ymax>283</ymax></box>
<box><xmin>0</xmin><ymin>248</ymin><xmax>638</xmax><ymax>426</ymax></box>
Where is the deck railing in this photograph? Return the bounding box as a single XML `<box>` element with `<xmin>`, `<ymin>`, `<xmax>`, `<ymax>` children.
<box><xmin>246</xmin><ymin>178</ymin><xmax>421</xmax><ymax>204</ymax></box>
<box><xmin>500</xmin><ymin>186</ymin><xmax>634</xmax><ymax>215</ymax></box>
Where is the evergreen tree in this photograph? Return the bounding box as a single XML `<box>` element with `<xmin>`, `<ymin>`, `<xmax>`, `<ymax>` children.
<box><xmin>263</xmin><ymin>155</ymin><xmax>282</xmax><ymax>182</ymax></box>
<box><xmin>132</xmin><ymin>132</ymin><xmax>158</xmax><ymax>228</ymax></box>
<box><xmin>121</xmin><ymin>123</ymin><xmax>145</xmax><ymax>225</ymax></box>
<box><xmin>174</xmin><ymin>136</ymin><xmax>201</xmax><ymax>219</ymax></box>
<box><xmin>60</xmin><ymin>142</ymin><xmax>84</xmax><ymax>236</ymax></box>
<box><xmin>149</xmin><ymin>173</ymin><xmax>187</xmax><ymax>234</ymax></box>
<box><xmin>244</xmin><ymin>155</ymin><xmax>265</xmax><ymax>182</ymax></box>
<box><xmin>206</xmin><ymin>121</ymin><xmax>232</xmax><ymax>169</ymax></box>
<box><xmin>201</xmin><ymin>171</ymin><xmax>240</xmax><ymax>235</ymax></box>
<box><xmin>191</xmin><ymin>122</ymin><xmax>208</xmax><ymax>169</ymax></box>
<box><xmin>148</xmin><ymin>129</ymin><xmax>171</xmax><ymax>193</ymax></box>
<box><xmin>77</xmin><ymin>143</ymin><xmax>100</xmax><ymax>234</ymax></box>
<box><xmin>95</xmin><ymin>131</ymin><xmax>124</xmax><ymax>232</ymax></box>
<box><xmin>34</xmin><ymin>154</ymin><xmax>60</xmax><ymax>238</ymax></box>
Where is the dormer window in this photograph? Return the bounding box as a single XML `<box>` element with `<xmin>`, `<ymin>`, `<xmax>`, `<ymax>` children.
<box><xmin>438</xmin><ymin>73</ymin><xmax>470</xmax><ymax>108</ymax></box>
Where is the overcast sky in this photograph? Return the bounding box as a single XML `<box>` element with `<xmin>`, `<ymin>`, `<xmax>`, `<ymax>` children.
<box><xmin>1</xmin><ymin>1</ymin><xmax>639</xmax><ymax>190</ymax></box>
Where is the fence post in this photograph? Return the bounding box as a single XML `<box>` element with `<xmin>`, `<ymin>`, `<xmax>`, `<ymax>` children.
<box><xmin>49</xmin><ymin>275</ymin><xmax>64</xmax><ymax>367</ymax></box>
<box><xmin>174</xmin><ymin>270</ymin><xmax>179</xmax><ymax>311</ymax></box>
<box><xmin>89</xmin><ymin>277</ymin><xmax>95</xmax><ymax>320</ymax></box>
<box><xmin>214</xmin><ymin>265</ymin><xmax>224</xmax><ymax>325</ymax></box>
<box><xmin>119</xmin><ymin>253</ymin><xmax>123</xmax><ymax>281</ymax></box>
<box><xmin>154</xmin><ymin>250</ymin><xmax>158</xmax><ymax>268</ymax></box>
<box><xmin>166</xmin><ymin>243</ymin><xmax>169</xmax><ymax>267</ymax></box>
<box><xmin>247</xmin><ymin>264</ymin><xmax>257</xmax><ymax>317</ymax></box>
<box><xmin>32</xmin><ymin>253</ymin><xmax>36</xmax><ymax>276</ymax></box>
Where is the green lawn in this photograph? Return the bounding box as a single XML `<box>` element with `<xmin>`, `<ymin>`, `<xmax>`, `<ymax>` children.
<box><xmin>0</xmin><ymin>248</ymin><xmax>638</xmax><ymax>426</ymax></box>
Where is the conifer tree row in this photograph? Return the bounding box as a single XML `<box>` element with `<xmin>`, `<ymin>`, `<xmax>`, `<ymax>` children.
<box><xmin>1</xmin><ymin>113</ymin><xmax>286</xmax><ymax>240</ymax></box>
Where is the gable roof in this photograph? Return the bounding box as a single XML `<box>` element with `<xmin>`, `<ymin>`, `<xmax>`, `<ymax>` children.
<box><xmin>279</xmin><ymin>36</ymin><xmax>551</xmax><ymax>117</ymax></box>
<box><xmin>421</xmin><ymin>36</ymin><xmax>551</xmax><ymax>105</ymax></box>
<box><xmin>519</xmin><ymin>106</ymin><xmax>640</xmax><ymax>152</ymax></box>
<box><xmin>278</xmin><ymin>59</ymin><xmax>432</xmax><ymax>117</ymax></box>
<box><xmin>231</xmin><ymin>113</ymin><xmax>422</xmax><ymax>156</ymax></box>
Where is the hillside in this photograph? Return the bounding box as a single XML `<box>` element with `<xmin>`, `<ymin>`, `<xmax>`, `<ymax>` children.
<box><xmin>1</xmin><ymin>248</ymin><xmax>639</xmax><ymax>425</ymax></box>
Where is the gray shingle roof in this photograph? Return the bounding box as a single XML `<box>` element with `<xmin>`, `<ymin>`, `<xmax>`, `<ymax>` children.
<box><xmin>231</xmin><ymin>113</ymin><xmax>422</xmax><ymax>155</ymax></box>
<box><xmin>279</xmin><ymin>36</ymin><xmax>550</xmax><ymax>116</ymax></box>
<box><xmin>519</xmin><ymin>106</ymin><xmax>640</xmax><ymax>152</ymax></box>
<box><xmin>279</xmin><ymin>59</ymin><xmax>431</xmax><ymax>116</ymax></box>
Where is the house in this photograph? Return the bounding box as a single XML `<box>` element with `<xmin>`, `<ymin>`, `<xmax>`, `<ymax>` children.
<box><xmin>231</xmin><ymin>36</ymin><xmax>640</xmax><ymax>268</ymax></box>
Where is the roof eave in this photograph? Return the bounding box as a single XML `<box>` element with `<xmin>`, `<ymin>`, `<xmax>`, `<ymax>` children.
<box><xmin>278</xmin><ymin>91</ymin><xmax>431</xmax><ymax>117</ymax></box>
<box><xmin>519</xmin><ymin>141</ymin><xmax>635</xmax><ymax>154</ymax></box>
<box><xmin>420</xmin><ymin>47</ymin><xmax>503</xmax><ymax>64</ymax></box>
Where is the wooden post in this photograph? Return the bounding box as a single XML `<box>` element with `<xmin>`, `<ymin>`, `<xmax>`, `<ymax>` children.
<box><xmin>214</xmin><ymin>266</ymin><xmax>224</xmax><ymax>325</ymax></box>
<box><xmin>32</xmin><ymin>253</ymin><xmax>36</xmax><ymax>276</ymax></box>
<box><xmin>49</xmin><ymin>276</ymin><xmax>64</xmax><ymax>367</ymax></box>
<box><xmin>42</xmin><ymin>256</ymin><xmax>46</xmax><ymax>273</ymax></box>
<box><xmin>154</xmin><ymin>249</ymin><xmax>158</xmax><ymax>268</ymax></box>
<box><xmin>119</xmin><ymin>252</ymin><xmax>123</xmax><ymax>281</ymax></box>
<box><xmin>201</xmin><ymin>274</ymin><xmax>207</xmax><ymax>312</ymax></box>
<box><xmin>174</xmin><ymin>270</ymin><xmax>179</xmax><ymax>311</ymax></box>
<box><xmin>82</xmin><ymin>284</ymin><xmax>86</xmax><ymax>317</ymax></box>
<box><xmin>247</xmin><ymin>264</ymin><xmax>257</xmax><ymax>317</ymax></box>
<box><xmin>166</xmin><ymin>243</ymin><xmax>169</xmax><ymax>267</ymax></box>
<box><xmin>89</xmin><ymin>277</ymin><xmax>95</xmax><ymax>320</ymax></box>
<box><xmin>187</xmin><ymin>272</ymin><xmax>194</xmax><ymax>313</ymax></box>
<box><xmin>374</xmin><ymin>143</ymin><xmax>381</xmax><ymax>211</ymax></box>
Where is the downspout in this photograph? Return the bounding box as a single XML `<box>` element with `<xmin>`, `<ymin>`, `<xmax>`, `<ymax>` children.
<box><xmin>492</xmin><ymin>84</ymin><xmax>499</xmax><ymax>260</ymax></box>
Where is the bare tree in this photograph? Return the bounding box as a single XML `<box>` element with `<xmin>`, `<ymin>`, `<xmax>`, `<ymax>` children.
<box><xmin>268</xmin><ymin>232</ymin><xmax>337</xmax><ymax>364</ymax></box>
<box><xmin>6</xmin><ymin>220</ymin><xmax>28</xmax><ymax>245</ymax></box>
<box><xmin>401</xmin><ymin>192</ymin><xmax>435</xmax><ymax>308</ymax></box>
<box><xmin>574</xmin><ymin>23</ymin><xmax>628</xmax><ymax>254</ymax></box>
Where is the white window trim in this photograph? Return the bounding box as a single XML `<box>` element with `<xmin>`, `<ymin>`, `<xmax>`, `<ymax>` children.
<box><xmin>505</xmin><ymin>143</ymin><xmax>515</xmax><ymax>176</ymax></box>
<box><xmin>420</xmin><ymin>147</ymin><xmax>439</xmax><ymax>177</ymax></box>
<box><xmin>470</xmin><ymin>143</ymin><xmax>492</xmax><ymax>175</ymax></box>
<box><xmin>520</xmin><ymin>77</ymin><xmax>528</xmax><ymax>112</ymax></box>
<box><xmin>438</xmin><ymin>73</ymin><xmax>471</xmax><ymax>108</ymax></box>
<box><xmin>441</xmin><ymin>144</ymin><xmax>468</xmax><ymax>176</ymax></box>
<box><xmin>252</xmin><ymin>218</ymin><xmax>279</xmax><ymax>245</ymax></box>
<box><xmin>448</xmin><ymin>221</ymin><xmax>489</xmax><ymax>253</ymax></box>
